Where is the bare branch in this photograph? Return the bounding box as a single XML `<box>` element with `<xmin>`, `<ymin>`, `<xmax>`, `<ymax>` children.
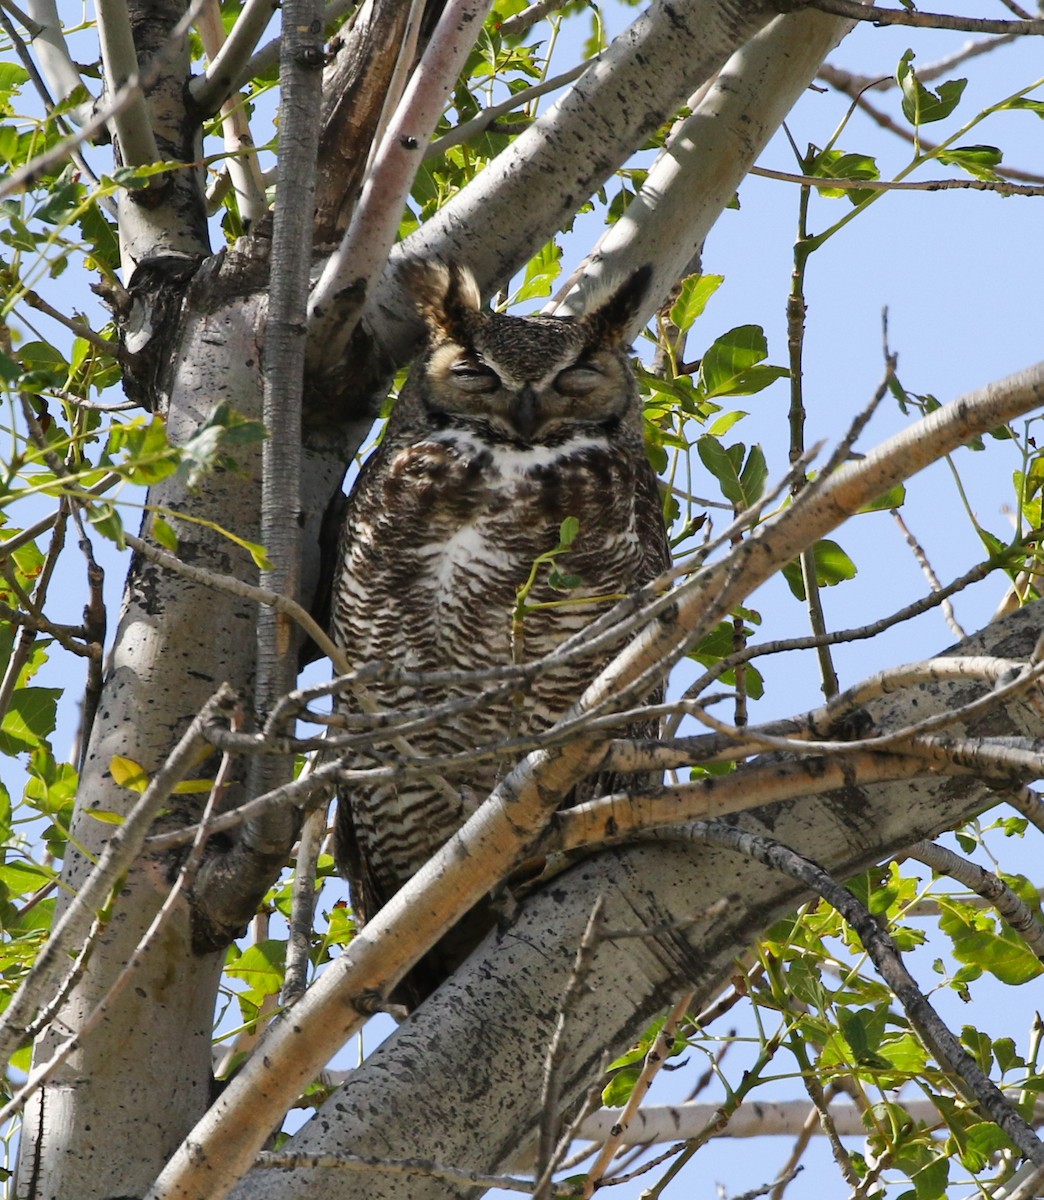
<box><xmin>535</xmin><ymin>898</ymin><xmax>607</xmax><ymax>1195</ymax></box>
<box><xmin>552</xmin><ymin>5</ymin><xmax>858</xmax><ymax>321</ymax></box>
<box><xmin>281</xmin><ymin>800</ymin><xmax>329</xmax><ymax>1007</ymax></box>
<box><xmin>498</xmin><ymin>0</ymin><xmax>571</xmax><ymax>39</ymax></box>
<box><xmin>96</xmin><ymin>0</ymin><xmax>161</xmax><ymax>168</ymax></box>
<box><xmin>801</xmin><ymin>0</ymin><xmax>1044</xmax><ymax>34</ymax></box>
<box><xmin>547</xmin><ymin>753</ymin><xmax>952</xmax><ymax>855</ymax></box>
<box><xmin>246</xmin><ymin>0</ymin><xmax>326</xmax><ymax>859</ymax></box>
<box><xmin>25</xmin><ymin>0</ymin><xmax>94</xmax><ymax>124</ymax></box>
<box><xmin>195</xmin><ymin>1</ymin><xmax>268</xmax><ymax>225</ymax></box>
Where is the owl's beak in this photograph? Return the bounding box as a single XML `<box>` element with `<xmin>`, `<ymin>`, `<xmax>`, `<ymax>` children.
<box><xmin>509</xmin><ymin>385</ymin><xmax>541</xmax><ymax>441</ymax></box>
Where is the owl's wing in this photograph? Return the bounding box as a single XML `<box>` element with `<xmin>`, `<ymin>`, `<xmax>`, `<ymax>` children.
<box><xmin>635</xmin><ymin>458</ymin><xmax>673</xmax><ymax>583</ymax></box>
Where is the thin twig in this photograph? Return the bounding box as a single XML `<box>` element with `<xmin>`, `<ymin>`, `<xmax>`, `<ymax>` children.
<box><xmin>690</xmin><ymin>822</ymin><xmax>1044</xmax><ymax>1166</ymax></box>
<box><xmin>498</xmin><ymin>0</ymin><xmax>572</xmax><ymax>38</ymax></box>
<box><xmin>281</xmin><ymin>796</ymin><xmax>329</xmax><ymax>1007</ymax></box>
<box><xmin>0</xmin><ymin>726</ymin><xmax>235</xmax><ymax>1126</ymax></box>
<box><xmin>535</xmin><ymin>897</ymin><xmax>606</xmax><ymax>1197</ymax></box>
<box><xmin>802</xmin><ymin>0</ymin><xmax>1044</xmax><ymax>35</ymax></box>
<box><xmin>22</xmin><ymin>290</ymin><xmax>114</xmax><ymax>352</ymax></box>
<box><xmin>0</xmin><ymin>0</ymin><xmax>209</xmax><ymax>202</ymax></box>
<box><xmin>751</xmin><ymin>164</ymin><xmax>1044</xmax><ymax>198</ymax></box>
<box><xmin>582</xmin><ymin>989</ymin><xmax>695</xmax><ymax>1198</ymax></box>
<box><xmin>0</xmin><ymin>687</ymin><xmax>237</xmax><ymax>1067</ymax></box>
<box><xmin>816</xmin><ymin>63</ymin><xmax>1044</xmax><ymax>187</ymax></box>
<box><xmin>121</xmin><ymin>530</ymin><xmax>348</xmax><ymax>673</ymax></box>
<box><xmin>426</xmin><ymin>59</ymin><xmax>593</xmax><ymax>158</ymax></box>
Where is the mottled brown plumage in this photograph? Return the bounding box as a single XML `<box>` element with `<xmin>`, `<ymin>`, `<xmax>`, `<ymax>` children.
<box><xmin>330</xmin><ymin>262</ymin><xmax>670</xmax><ymax>1008</ymax></box>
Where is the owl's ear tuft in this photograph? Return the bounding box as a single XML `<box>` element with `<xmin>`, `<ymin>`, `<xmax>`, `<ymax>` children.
<box><xmin>581</xmin><ymin>264</ymin><xmax>654</xmax><ymax>348</ymax></box>
<box><xmin>401</xmin><ymin>260</ymin><xmax>483</xmax><ymax>344</ymax></box>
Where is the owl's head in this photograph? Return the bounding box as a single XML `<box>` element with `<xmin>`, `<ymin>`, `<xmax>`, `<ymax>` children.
<box><xmin>399</xmin><ymin>260</ymin><xmax>653</xmax><ymax>445</ymax></box>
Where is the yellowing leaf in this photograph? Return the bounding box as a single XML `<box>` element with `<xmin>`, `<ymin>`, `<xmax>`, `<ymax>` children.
<box><xmin>88</xmin><ymin>809</ymin><xmax>128</xmax><ymax>825</ymax></box>
<box><xmin>110</xmin><ymin>755</ymin><xmax>149</xmax><ymax>793</ymax></box>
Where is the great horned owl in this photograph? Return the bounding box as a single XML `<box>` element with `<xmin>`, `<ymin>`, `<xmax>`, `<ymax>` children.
<box><xmin>330</xmin><ymin>261</ymin><xmax>670</xmax><ymax>1008</ymax></box>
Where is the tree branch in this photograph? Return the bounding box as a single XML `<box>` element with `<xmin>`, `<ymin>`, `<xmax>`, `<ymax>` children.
<box><xmin>799</xmin><ymin>0</ymin><xmax>1044</xmax><ymax>34</ymax></box>
<box><xmin>190</xmin><ymin>0</ymin><xmax>279</xmax><ymax>116</ymax></box>
<box><xmin>691</xmin><ymin>821</ymin><xmax>1044</xmax><ymax>1165</ymax></box>
<box><xmin>306</xmin><ymin>0</ymin><xmax>495</xmax><ymax>366</ymax></box>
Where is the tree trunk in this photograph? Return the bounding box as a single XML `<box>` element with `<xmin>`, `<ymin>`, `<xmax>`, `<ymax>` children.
<box><xmin>16</xmin><ymin>246</ymin><xmax>269</xmax><ymax>1200</ymax></box>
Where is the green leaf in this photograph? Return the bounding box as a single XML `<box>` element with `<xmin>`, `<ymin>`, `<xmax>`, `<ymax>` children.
<box><xmin>668</xmin><ymin>274</ymin><xmax>723</xmax><ymax>333</ymax></box>
<box><xmin>151</xmin><ymin>515</ymin><xmax>179</xmax><ymax>553</ymax></box>
<box><xmin>808</xmin><ymin>149</ymin><xmax>879</xmax><ymax>205</ymax></box>
<box><xmin>896</xmin><ymin>50</ymin><xmax>966</xmax><ymax>126</ymax></box>
<box><xmin>960</xmin><ymin>1025</ymin><xmax>992</xmax><ymax>1073</ymax></box>
<box><xmin>993</xmin><ymin>1036</ymin><xmax>1025</xmax><ymax>1074</ymax></box>
<box><xmin>513</xmin><ymin>241</ymin><xmax>561</xmax><ymax>302</ymax></box>
<box><xmin>859</xmin><ymin>483</ymin><xmax>906</xmax><ymax>514</ymax></box>
<box><xmin>936</xmin><ymin>144</ymin><xmax>1003</xmax><ymax>182</ymax></box>
<box><xmin>0</xmin><ymin>688</ymin><xmax>60</xmax><ymax>754</ymax></box>
<box><xmin>954</xmin><ymin>1122</ymin><xmax>1014</xmax><ymax>1173</ymax></box>
<box><xmin>88</xmin><ymin>502</ymin><xmax>125</xmax><ymax>548</ymax></box>
<box><xmin>602</xmin><ymin>1067</ymin><xmax>640</xmax><ymax>1107</ymax></box>
<box><xmin>558</xmin><ymin>516</ymin><xmax>579</xmax><ymax>548</ymax></box>
<box><xmin>707</xmin><ymin>410</ymin><xmax>748</xmax><ymax>438</ymax></box>
<box><xmin>239</xmin><ymin>537</ymin><xmax>274</xmax><ymax>571</ymax></box>
<box><xmin>939</xmin><ymin>898</ymin><xmax>1044</xmax><ymax>985</ymax></box>
<box><xmin>0</xmin><ymin>860</ymin><xmax>55</xmax><ymax>898</ymax></box>
<box><xmin>696</xmin><ymin>437</ymin><xmax>768</xmax><ymax>509</ymax></box>
<box><xmin>782</xmin><ymin>540</ymin><xmax>857</xmax><ymax>600</ymax></box>
<box><xmin>88</xmin><ymin>810</ymin><xmax>128</xmax><ymax>825</ymax></box>
<box><xmin>172</xmin><ymin>778</ymin><xmax>215</xmax><ymax>794</ymax></box>
<box><xmin>739</xmin><ymin>444</ymin><xmax>767</xmax><ymax>505</ymax></box>
<box><xmin>698</xmin><ymin>326</ymin><xmax>787</xmax><ymax>400</ymax></box>
<box><xmin>225</xmin><ymin>940</ymin><xmax>286</xmax><ymax>1008</ymax></box>
<box><xmin>0</xmin><ymin>63</ymin><xmax>29</xmax><ymax>111</ymax></box>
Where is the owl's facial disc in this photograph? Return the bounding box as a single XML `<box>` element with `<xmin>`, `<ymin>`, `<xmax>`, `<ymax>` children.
<box><xmin>425</xmin><ymin>339</ymin><xmax>631</xmax><ymax>444</ymax></box>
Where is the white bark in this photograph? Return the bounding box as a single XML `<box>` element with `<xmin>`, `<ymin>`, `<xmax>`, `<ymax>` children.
<box><xmin>354</xmin><ymin>0</ymin><xmax>781</xmax><ymax>364</ymax></box>
<box><xmin>552</xmin><ymin>6</ymin><xmax>858</xmax><ymax>318</ymax></box>
<box><xmin>15</xmin><ymin>255</ymin><xmax>269</xmax><ymax>1200</ymax></box>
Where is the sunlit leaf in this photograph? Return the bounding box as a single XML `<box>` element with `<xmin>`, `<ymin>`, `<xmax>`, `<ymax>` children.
<box><xmin>669</xmin><ymin>274</ymin><xmax>723</xmax><ymax>333</ymax></box>
<box><xmin>110</xmin><ymin>755</ymin><xmax>149</xmax><ymax>794</ymax></box>
<box><xmin>896</xmin><ymin>50</ymin><xmax>966</xmax><ymax>125</ymax></box>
